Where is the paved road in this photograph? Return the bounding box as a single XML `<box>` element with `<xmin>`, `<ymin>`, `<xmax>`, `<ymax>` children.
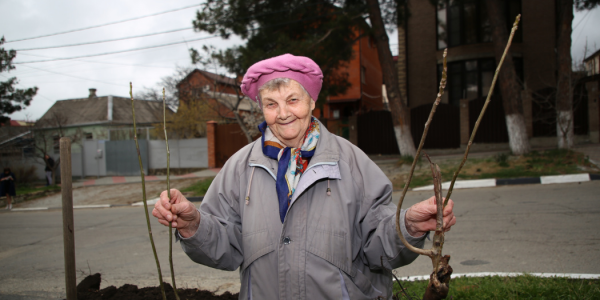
<box><xmin>0</xmin><ymin>181</ymin><xmax>599</xmax><ymax>299</ymax></box>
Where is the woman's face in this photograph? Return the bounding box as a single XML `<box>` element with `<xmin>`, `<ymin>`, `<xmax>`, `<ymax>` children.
<box><xmin>260</xmin><ymin>80</ymin><xmax>315</xmax><ymax>148</ymax></box>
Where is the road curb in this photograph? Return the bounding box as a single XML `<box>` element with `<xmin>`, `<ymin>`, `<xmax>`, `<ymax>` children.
<box><xmin>395</xmin><ymin>272</ymin><xmax>600</xmax><ymax>282</ymax></box>
<box><xmin>411</xmin><ymin>173</ymin><xmax>599</xmax><ymax>191</ymax></box>
<box><xmin>4</xmin><ymin>173</ymin><xmax>597</xmax><ymax>211</ymax></box>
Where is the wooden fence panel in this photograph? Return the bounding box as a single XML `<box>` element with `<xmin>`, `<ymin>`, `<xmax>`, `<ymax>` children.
<box><xmin>215</xmin><ymin>123</ymin><xmax>250</xmax><ymax>168</ymax></box>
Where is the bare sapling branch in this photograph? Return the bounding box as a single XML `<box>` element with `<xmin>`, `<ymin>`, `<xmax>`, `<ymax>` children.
<box><xmin>130</xmin><ymin>83</ymin><xmax>167</xmax><ymax>300</ymax></box>
<box><xmin>443</xmin><ymin>14</ymin><xmax>522</xmax><ymax>207</ymax></box>
<box><xmin>422</xmin><ymin>154</ymin><xmax>452</xmax><ymax>299</ymax></box>
<box><xmin>164</xmin><ymin>88</ymin><xmax>180</xmax><ymax>300</ymax></box>
<box><xmin>394</xmin><ymin>48</ymin><xmax>448</xmax><ymax>257</ymax></box>
<box><xmin>392</xmin><ymin>15</ymin><xmax>521</xmax><ymax>300</ymax></box>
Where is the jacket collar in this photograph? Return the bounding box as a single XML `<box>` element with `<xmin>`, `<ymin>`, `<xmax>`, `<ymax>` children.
<box><xmin>248</xmin><ymin>119</ymin><xmax>340</xmax><ymax>171</ymax></box>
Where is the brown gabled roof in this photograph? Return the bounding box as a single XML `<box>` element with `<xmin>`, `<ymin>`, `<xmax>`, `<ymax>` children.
<box><xmin>37</xmin><ymin>96</ymin><xmax>168</xmax><ymax>128</ymax></box>
<box><xmin>111</xmin><ymin>96</ymin><xmax>164</xmax><ymax>124</ymax></box>
<box><xmin>177</xmin><ymin>69</ymin><xmax>238</xmax><ymax>88</ymax></box>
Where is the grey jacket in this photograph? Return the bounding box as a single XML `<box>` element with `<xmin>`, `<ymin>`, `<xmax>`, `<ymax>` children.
<box><xmin>179</xmin><ymin>121</ymin><xmax>425</xmax><ymax>299</ymax></box>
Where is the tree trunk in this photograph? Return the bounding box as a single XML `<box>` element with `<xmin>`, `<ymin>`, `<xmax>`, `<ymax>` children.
<box><xmin>366</xmin><ymin>0</ymin><xmax>416</xmax><ymax>157</ymax></box>
<box><xmin>233</xmin><ymin>110</ymin><xmax>253</xmax><ymax>144</ymax></box>
<box><xmin>485</xmin><ymin>0</ymin><xmax>530</xmax><ymax>155</ymax></box>
<box><xmin>556</xmin><ymin>0</ymin><xmax>574</xmax><ymax>149</ymax></box>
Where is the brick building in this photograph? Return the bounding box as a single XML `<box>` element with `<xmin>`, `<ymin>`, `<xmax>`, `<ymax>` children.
<box><xmin>396</xmin><ymin>0</ymin><xmax>596</xmax><ymax>149</ymax></box>
<box><xmin>319</xmin><ymin>32</ymin><xmax>384</xmax><ymax>141</ymax></box>
<box><xmin>177</xmin><ymin>69</ymin><xmax>259</xmax><ymax>122</ymax></box>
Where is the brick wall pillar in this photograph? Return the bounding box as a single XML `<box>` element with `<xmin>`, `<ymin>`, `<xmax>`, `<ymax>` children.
<box><xmin>348</xmin><ymin>115</ymin><xmax>358</xmax><ymax>146</ymax></box>
<box><xmin>521</xmin><ymin>89</ymin><xmax>533</xmax><ymax>138</ymax></box>
<box><xmin>460</xmin><ymin>99</ymin><xmax>470</xmax><ymax>146</ymax></box>
<box><xmin>207</xmin><ymin>121</ymin><xmax>217</xmax><ymax>168</ymax></box>
<box><xmin>586</xmin><ymin>81</ymin><xmax>599</xmax><ymax>143</ymax></box>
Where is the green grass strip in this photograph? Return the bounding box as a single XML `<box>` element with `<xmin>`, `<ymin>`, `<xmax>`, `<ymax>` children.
<box><xmin>181</xmin><ymin>177</ymin><xmax>214</xmax><ymax>197</ymax></box>
<box><xmin>393</xmin><ymin>275</ymin><xmax>600</xmax><ymax>299</ymax></box>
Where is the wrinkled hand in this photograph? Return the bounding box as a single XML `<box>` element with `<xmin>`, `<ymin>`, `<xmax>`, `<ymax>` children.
<box><xmin>152</xmin><ymin>189</ymin><xmax>200</xmax><ymax>238</ymax></box>
<box><xmin>405</xmin><ymin>196</ymin><xmax>456</xmax><ymax>237</ymax></box>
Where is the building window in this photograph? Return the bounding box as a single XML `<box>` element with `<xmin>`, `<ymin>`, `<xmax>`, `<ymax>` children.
<box><xmin>437</xmin><ymin>0</ymin><xmax>521</xmax><ymax>50</ymax></box>
<box><xmin>438</xmin><ymin>57</ymin><xmax>523</xmax><ymax>107</ymax></box>
<box><xmin>85</xmin><ymin>132</ymin><xmax>93</xmax><ymax>140</ymax></box>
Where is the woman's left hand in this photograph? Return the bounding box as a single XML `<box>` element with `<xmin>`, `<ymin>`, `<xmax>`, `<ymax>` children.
<box><xmin>405</xmin><ymin>196</ymin><xmax>456</xmax><ymax>237</ymax></box>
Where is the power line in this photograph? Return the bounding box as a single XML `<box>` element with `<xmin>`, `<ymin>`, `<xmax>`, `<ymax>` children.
<box><xmin>20</xmin><ymin>64</ymin><xmax>126</xmax><ymax>87</ymax></box>
<box><xmin>18</xmin><ymin>51</ymin><xmax>172</xmax><ymax>67</ymax></box>
<box><xmin>15</xmin><ymin>27</ymin><xmax>193</xmax><ymax>51</ymax></box>
<box><xmin>4</xmin><ymin>4</ymin><xmax>201</xmax><ymax>43</ymax></box>
<box><xmin>7</xmin><ymin>1</ymin><xmax>331</xmax><ymax>46</ymax></box>
<box><xmin>573</xmin><ymin>9</ymin><xmax>594</xmax><ymax>45</ymax></box>
<box><xmin>13</xmin><ymin>34</ymin><xmax>221</xmax><ymax>64</ymax></box>
<box><xmin>13</xmin><ymin>8</ymin><xmax>362</xmax><ymax>68</ymax></box>
<box><xmin>12</xmin><ymin>11</ymin><xmax>346</xmax><ymax>65</ymax></box>
<box><xmin>573</xmin><ymin>9</ymin><xmax>592</xmax><ymax>30</ymax></box>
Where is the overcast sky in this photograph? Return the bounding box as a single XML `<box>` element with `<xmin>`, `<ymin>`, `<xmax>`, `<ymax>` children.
<box><xmin>1</xmin><ymin>1</ymin><xmax>599</xmax><ymax>121</ymax></box>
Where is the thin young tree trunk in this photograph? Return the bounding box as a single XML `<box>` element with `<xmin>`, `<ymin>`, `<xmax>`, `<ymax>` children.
<box><xmin>556</xmin><ymin>0</ymin><xmax>574</xmax><ymax>149</ymax></box>
<box><xmin>233</xmin><ymin>110</ymin><xmax>253</xmax><ymax>144</ymax></box>
<box><xmin>486</xmin><ymin>0</ymin><xmax>530</xmax><ymax>155</ymax></box>
<box><xmin>366</xmin><ymin>0</ymin><xmax>416</xmax><ymax>157</ymax></box>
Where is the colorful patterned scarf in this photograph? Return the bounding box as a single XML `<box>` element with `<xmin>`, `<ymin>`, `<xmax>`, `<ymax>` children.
<box><xmin>258</xmin><ymin>117</ymin><xmax>320</xmax><ymax>223</ymax></box>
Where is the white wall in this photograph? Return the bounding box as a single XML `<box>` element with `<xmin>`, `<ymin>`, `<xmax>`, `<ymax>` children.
<box><xmin>148</xmin><ymin>138</ymin><xmax>208</xmax><ymax>169</ymax></box>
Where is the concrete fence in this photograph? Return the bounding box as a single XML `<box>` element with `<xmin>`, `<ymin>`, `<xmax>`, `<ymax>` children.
<box><xmin>148</xmin><ymin>138</ymin><xmax>208</xmax><ymax>169</ymax></box>
<box><xmin>0</xmin><ymin>138</ymin><xmax>208</xmax><ymax>180</ymax></box>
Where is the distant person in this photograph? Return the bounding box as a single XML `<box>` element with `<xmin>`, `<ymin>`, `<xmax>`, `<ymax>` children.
<box><xmin>1</xmin><ymin>168</ymin><xmax>16</xmax><ymax>210</ymax></box>
<box><xmin>44</xmin><ymin>155</ymin><xmax>54</xmax><ymax>185</ymax></box>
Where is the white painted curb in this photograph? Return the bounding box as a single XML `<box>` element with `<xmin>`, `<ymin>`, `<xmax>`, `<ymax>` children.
<box><xmin>10</xmin><ymin>207</ymin><xmax>49</xmax><ymax>211</ymax></box>
<box><xmin>395</xmin><ymin>272</ymin><xmax>600</xmax><ymax>282</ymax></box>
<box><xmin>132</xmin><ymin>197</ymin><xmax>159</xmax><ymax>206</ymax></box>
<box><xmin>540</xmin><ymin>173</ymin><xmax>590</xmax><ymax>184</ymax></box>
<box><xmin>413</xmin><ymin>179</ymin><xmax>496</xmax><ymax>191</ymax></box>
<box><xmin>73</xmin><ymin>204</ymin><xmax>112</xmax><ymax>209</ymax></box>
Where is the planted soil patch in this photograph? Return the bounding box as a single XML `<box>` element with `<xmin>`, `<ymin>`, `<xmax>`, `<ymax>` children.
<box><xmin>77</xmin><ymin>274</ymin><xmax>238</xmax><ymax>300</ymax></box>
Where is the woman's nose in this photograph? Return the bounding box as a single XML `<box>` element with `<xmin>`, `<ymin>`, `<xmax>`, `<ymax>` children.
<box><xmin>278</xmin><ymin>104</ymin><xmax>291</xmax><ymax>119</ymax></box>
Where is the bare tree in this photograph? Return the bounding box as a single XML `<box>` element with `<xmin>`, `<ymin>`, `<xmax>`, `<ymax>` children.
<box><xmin>136</xmin><ymin>66</ymin><xmax>194</xmax><ymax>109</ymax></box>
<box><xmin>485</xmin><ymin>0</ymin><xmax>530</xmax><ymax>155</ymax></box>
<box><xmin>366</xmin><ymin>0</ymin><xmax>417</xmax><ymax>157</ymax></box>
<box><xmin>190</xmin><ymin>46</ymin><xmax>263</xmax><ymax>144</ymax></box>
<box><xmin>150</xmin><ymin>99</ymin><xmax>213</xmax><ymax>140</ymax></box>
<box><xmin>33</xmin><ymin>111</ymin><xmax>82</xmax><ymax>185</ymax></box>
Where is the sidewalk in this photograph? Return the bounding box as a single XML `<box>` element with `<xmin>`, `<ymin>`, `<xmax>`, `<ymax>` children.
<box><xmin>72</xmin><ymin>168</ymin><xmax>221</xmax><ymax>188</ymax></box>
<box><xmin>371</xmin><ymin>142</ymin><xmax>600</xmax><ymax>168</ymax></box>
<box><xmin>3</xmin><ymin>143</ymin><xmax>599</xmax><ymax>212</ymax></box>
<box><xmin>374</xmin><ymin>142</ymin><xmax>600</xmax><ymax>191</ymax></box>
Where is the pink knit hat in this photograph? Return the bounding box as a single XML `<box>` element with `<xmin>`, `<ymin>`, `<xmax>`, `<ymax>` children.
<box><xmin>240</xmin><ymin>54</ymin><xmax>323</xmax><ymax>104</ymax></box>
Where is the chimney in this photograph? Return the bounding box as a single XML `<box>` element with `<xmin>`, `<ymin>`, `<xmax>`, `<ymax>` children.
<box><xmin>89</xmin><ymin>88</ymin><xmax>97</xmax><ymax>98</ymax></box>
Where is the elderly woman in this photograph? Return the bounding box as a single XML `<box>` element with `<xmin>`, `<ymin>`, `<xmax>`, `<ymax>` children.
<box><xmin>153</xmin><ymin>54</ymin><xmax>456</xmax><ymax>299</ymax></box>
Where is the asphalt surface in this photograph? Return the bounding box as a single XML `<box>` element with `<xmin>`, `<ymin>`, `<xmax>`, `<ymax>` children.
<box><xmin>0</xmin><ymin>181</ymin><xmax>599</xmax><ymax>299</ymax></box>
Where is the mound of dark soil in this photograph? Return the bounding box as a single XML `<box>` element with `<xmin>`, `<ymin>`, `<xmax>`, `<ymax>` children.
<box><xmin>76</xmin><ymin>274</ymin><xmax>238</xmax><ymax>300</ymax></box>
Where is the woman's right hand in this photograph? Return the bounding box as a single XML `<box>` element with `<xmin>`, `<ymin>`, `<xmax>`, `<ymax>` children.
<box><xmin>152</xmin><ymin>189</ymin><xmax>200</xmax><ymax>238</ymax></box>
